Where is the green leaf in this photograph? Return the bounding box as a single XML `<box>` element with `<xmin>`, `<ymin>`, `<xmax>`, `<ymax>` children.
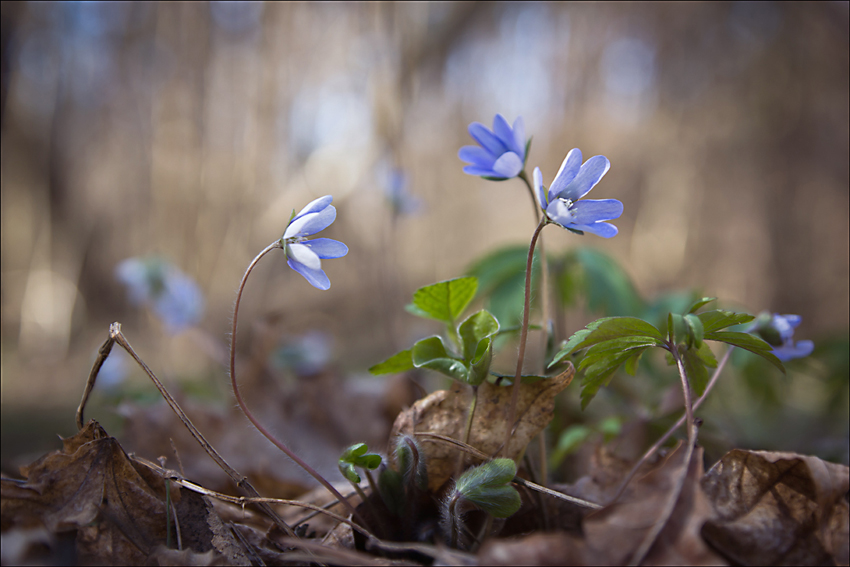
<box><xmin>572</xmin><ymin>248</ymin><xmax>645</xmax><ymax>316</ymax></box>
<box><xmin>687</xmin><ymin>297</ymin><xmax>717</xmax><ymax>314</ymax></box>
<box><xmin>339</xmin><ymin>461</ymin><xmax>360</xmax><ymax>483</ymax></box>
<box><xmin>684</xmin><ymin>313</ymin><xmax>704</xmax><ymax>349</ymax></box>
<box><xmin>467</xmin><ymin>246</ymin><xmax>539</xmax><ymax>328</ymax></box>
<box><xmin>694</xmin><ymin>341</ymin><xmax>717</xmax><ymax>368</ymax></box>
<box><xmin>704</xmin><ymin>330</ymin><xmax>785</xmax><ymax>373</ymax></box>
<box><xmin>580</xmin><ymin>348</ymin><xmax>643</xmax><ymax>409</ymax></box>
<box><xmin>340</xmin><ymin>443</ymin><xmax>383</xmax><ymax>471</ymax></box>
<box><xmin>550</xmin><ymin>425</ymin><xmax>592</xmax><ymax>468</ymax></box>
<box><xmin>411</xmin><ymin>336</ymin><xmax>468</xmax><ymax>382</ymax></box>
<box><xmin>368</xmin><ymin>349</ymin><xmax>414</xmax><ymax>375</ymax></box>
<box><xmin>698</xmin><ymin>310</ymin><xmax>756</xmax><ymax>334</ymax></box>
<box><xmin>624</xmin><ymin>347</ymin><xmax>648</xmax><ymax>375</ymax></box>
<box><xmin>459</xmin><ymin>310</ymin><xmax>500</xmax><ymax>361</ymax></box>
<box><xmin>549</xmin><ymin>317</ymin><xmax>665</xmax><ymax>368</ymax></box>
<box><xmin>455</xmin><ymin>459</ymin><xmax>521</xmax><ymax>518</ymax></box>
<box><xmin>466</xmin><ymin>338</ymin><xmax>493</xmax><ymax>386</ymax></box>
<box><xmin>668</xmin><ymin>313</ymin><xmax>687</xmax><ymax>345</ymax></box>
<box><xmin>377</xmin><ymin>467</ymin><xmax>405</xmax><ymax>516</ymax></box>
<box><xmin>410</xmin><ymin>277</ymin><xmax>478</xmax><ymax>325</ymax></box>
<box><xmin>578</xmin><ymin>336</ymin><xmax>661</xmax><ymax>372</ymax></box>
<box><xmin>681</xmin><ymin>347</ymin><xmax>710</xmax><ymax>397</ymax></box>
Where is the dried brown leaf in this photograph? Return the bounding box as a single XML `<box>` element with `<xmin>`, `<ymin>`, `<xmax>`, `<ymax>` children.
<box><xmin>583</xmin><ymin>444</ymin><xmax>726</xmax><ymax>566</ymax></box>
<box><xmin>477</xmin><ymin>532</ymin><xmax>588</xmax><ymax>566</ymax></box>
<box><xmin>0</xmin><ymin>420</ymin><xmax>234</xmax><ymax>565</ymax></box>
<box><xmin>391</xmin><ymin>370</ymin><xmax>573</xmax><ymax>492</ymax></box>
<box><xmin>701</xmin><ymin>449</ymin><xmax>850</xmax><ymax>566</ymax></box>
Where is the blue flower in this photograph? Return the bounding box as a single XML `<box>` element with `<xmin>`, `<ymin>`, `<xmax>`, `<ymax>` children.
<box><xmin>750</xmin><ymin>312</ymin><xmax>814</xmax><ymax>361</ymax></box>
<box><xmin>385</xmin><ymin>168</ymin><xmax>422</xmax><ymax>216</ymax></box>
<box><xmin>281</xmin><ymin>195</ymin><xmax>348</xmax><ymax>290</ymax></box>
<box><xmin>534</xmin><ymin>148</ymin><xmax>624</xmax><ymax>238</ymax></box>
<box><xmin>459</xmin><ymin>114</ymin><xmax>527</xmax><ymax>179</ymax></box>
<box><xmin>116</xmin><ymin>257</ymin><xmax>204</xmax><ymax>333</ymax></box>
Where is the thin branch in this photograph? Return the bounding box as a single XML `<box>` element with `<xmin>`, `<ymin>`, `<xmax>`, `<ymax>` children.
<box><xmin>106</xmin><ymin>323</ymin><xmax>297</xmax><ymax>539</ymax></box>
<box><xmin>608</xmin><ymin>345</ymin><xmax>735</xmax><ymax>504</ymax></box>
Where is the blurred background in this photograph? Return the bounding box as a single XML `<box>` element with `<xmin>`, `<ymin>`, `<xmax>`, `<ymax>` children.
<box><xmin>1</xmin><ymin>2</ymin><xmax>848</xmax><ymax>483</ymax></box>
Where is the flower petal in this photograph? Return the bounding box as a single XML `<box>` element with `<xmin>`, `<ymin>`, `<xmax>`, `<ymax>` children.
<box><xmin>533</xmin><ymin>167</ymin><xmax>547</xmax><ymax>208</ymax></box>
<box><xmin>774</xmin><ymin>339</ymin><xmax>814</xmax><ymax>361</ymax></box>
<box><xmin>569</xmin><ymin>199</ymin><xmax>624</xmax><ymax>224</ymax></box>
<box><xmin>469</xmin><ymin>122</ymin><xmax>508</xmax><ymax>156</ymax></box>
<box><xmin>560</xmin><ymin>155</ymin><xmax>610</xmax><ymax>201</ymax></box>
<box><xmin>287</xmin><ymin>259</ymin><xmax>331</xmax><ymax>290</ymax></box>
<box><xmin>548</xmin><ymin>149</ymin><xmax>582</xmax><ymax>202</ymax></box>
<box><xmin>779</xmin><ymin>314</ymin><xmax>802</xmax><ymax>329</ymax></box>
<box><xmin>292</xmin><ymin>195</ymin><xmax>333</xmax><ymax>221</ymax></box>
<box><xmin>459</xmin><ymin>145</ymin><xmax>497</xmax><ymax>168</ymax></box>
<box><xmin>284</xmin><ymin>205</ymin><xmax>337</xmax><ymax>238</ymax></box>
<box><xmin>286</xmin><ymin>242</ymin><xmax>322</xmax><ymax>270</ymax></box>
<box><xmin>491</xmin><ymin>152</ymin><xmax>523</xmax><ymax>178</ymax></box>
<box><xmin>492</xmin><ymin>114</ymin><xmax>522</xmax><ymax>157</ymax></box>
<box><xmin>512</xmin><ymin>116</ymin><xmax>526</xmax><ymax>160</ymax></box>
<box><xmin>569</xmin><ymin>221</ymin><xmax>619</xmax><ymax>238</ymax></box>
<box><xmin>303</xmin><ymin>238</ymin><xmax>348</xmax><ymax>259</ymax></box>
<box><xmin>463</xmin><ymin>165</ymin><xmax>501</xmax><ymax>177</ymax></box>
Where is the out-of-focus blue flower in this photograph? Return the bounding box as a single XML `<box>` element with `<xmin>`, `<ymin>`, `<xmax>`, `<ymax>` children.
<box><xmin>116</xmin><ymin>257</ymin><xmax>204</xmax><ymax>333</ymax></box>
<box><xmin>750</xmin><ymin>312</ymin><xmax>814</xmax><ymax>361</ymax></box>
<box><xmin>534</xmin><ymin>148</ymin><xmax>623</xmax><ymax>238</ymax></box>
<box><xmin>281</xmin><ymin>195</ymin><xmax>348</xmax><ymax>290</ymax></box>
<box><xmin>459</xmin><ymin>114</ymin><xmax>527</xmax><ymax>179</ymax></box>
<box><xmin>96</xmin><ymin>349</ymin><xmax>129</xmax><ymax>391</ymax></box>
<box><xmin>272</xmin><ymin>331</ymin><xmax>332</xmax><ymax>376</ymax></box>
<box><xmin>385</xmin><ymin>168</ymin><xmax>422</xmax><ymax>216</ymax></box>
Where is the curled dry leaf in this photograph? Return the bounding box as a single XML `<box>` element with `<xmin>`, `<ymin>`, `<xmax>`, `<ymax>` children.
<box><xmin>0</xmin><ymin>420</ymin><xmax>246</xmax><ymax>566</ymax></box>
<box><xmin>391</xmin><ymin>366</ymin><xmax>574</xmax><ymax>492</ymax></box>
<box><xmin>583</xmin><ymin>444</ymin><xmax>726</xmax><ymax>566</ymax></box>
<box><xmin>701</xmin><ymin>449</ymin><xmax>850</xmax><ymax>566</ymax></box>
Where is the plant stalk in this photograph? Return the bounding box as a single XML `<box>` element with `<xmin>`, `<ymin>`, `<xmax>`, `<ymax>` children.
<box><xmin>230</xmin><ymin>241</ymin><xmax>362</xmax><ymax>522</ymax></box>
<box><xmin>503</xmin><ymin>217</ymin><xmax>547</xmax><ymax>456</ymax></box>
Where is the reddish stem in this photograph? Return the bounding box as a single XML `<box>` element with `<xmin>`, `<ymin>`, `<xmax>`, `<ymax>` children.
<box><xmin>230</xmin><ymin>241</ymin><xmax>361</xmax><ymax>521</ymax></box>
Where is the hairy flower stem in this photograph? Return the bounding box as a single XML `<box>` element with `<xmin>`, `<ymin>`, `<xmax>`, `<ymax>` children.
<box><xmin>608</xmin><ymin>346</ymin><xmax>734</xmax><ymax>504</ymax></box>
<box><xmin>520</xmin><ymin>170</ymin><xmax>551</xmax><ymax>484</ymax></box>
<box><xmin>503</xmin><ymin>217</ymin><xmax>547</xmax><ymax>456</ymax></box>
<box><xmin>231</xmin><ymin>242</ymin><xmax>362</xmax><ymax>522</ymax></box>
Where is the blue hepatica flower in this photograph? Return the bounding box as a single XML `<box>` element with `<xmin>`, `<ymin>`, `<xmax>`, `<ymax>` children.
<box><xmin>750</xmin><ymin>312</ymin><xmax>814</xmax><ymax>361</ymax></box>
<box><xmin>534</xmin><ymin>148</ymin><xmax>624</xmax><ymax>238</ymax></box>
<box><xmin>116</xmin><ymin>257</ymin><xmax>204</xmax><ymax>333</ymax></box>
<box><xmin>459</xmin><ymin>114</ymin><xmax>527</xmax><ymax>179</ymax></box>
<box><xmin>281</xmin><ymin>195</ymin><xmax>348</xmax><ymax>290</ymax></box>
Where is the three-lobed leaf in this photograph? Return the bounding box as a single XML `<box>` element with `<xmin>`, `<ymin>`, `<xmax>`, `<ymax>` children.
<box><xmin>409</xmin><ymin>277</ymin><xmax>478</xmax><ymax>325</ymax></box>
<box><xmin>411</xmin><ymin>336</ymin><xmax>468</xmax><ymax>382</ymax></box>
<box><xmin>368</xmin><ymin>349</ymin><xmax>414</xmax><ymax>375</ymax></box>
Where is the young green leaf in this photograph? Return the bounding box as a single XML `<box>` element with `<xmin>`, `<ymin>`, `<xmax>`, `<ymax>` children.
<box><xmin>369</xmin><ymin>349</ymin><xmax>414</xmax><ymax>375</ymax></box>
<box><xmin>668</xmin><ymin>313</ymin><xmax>687</xmax><ymax>345</ymax></box>
<box><xmin>455</xmin><ymin>459</ymin><xmax>521</xmax><ymax>518</ymax></box>
<box><xmin>684</xmin><ymin>313</ymin><xmax>704</xmax><ymax>349</ymax></box>
<box><xmin>411</xmin><ymin>336</ymin><xmax>469</xmax><ymax>382</ymax></box>
<box><xmin>681</xmin><ymin>347</ymin><xmax>710</xmax><ymax>397</ymax></box>
<box><xmin>698</xmin><ymin>310</ymin><xmax>756</xmax><ymax>334</ymax></box>
<box><xmin>410</xmin><ymin>277</ymin><xmax>478</xmax><ymax>325</ymax></box>
<box><xmin>466</xmin><ymin>338</ymin><xmax>493</xmax><ymax>386</ymax></box>
<box><xmin>459</xmin><ymin>309</ymin><xmax>500</xmax><ymax>361</ymax></box>
<box><xmin>704</xmin><ymin>330</ymin><xmax>785</xmax><ymax>373</ymax></box>
<box><xmin>687</xmin><ymin>297</ymin><xmax>717</xmax><ymax>314</ymax></box>
<box><xmin>338</xmin><ymin>443</ymin><xmax>381</xmax><ymax>484</ymax></box>
<box><xmin>550</xmin><ymin>425</ymin><xmax>592</xmax><ymax>468</ymax></box>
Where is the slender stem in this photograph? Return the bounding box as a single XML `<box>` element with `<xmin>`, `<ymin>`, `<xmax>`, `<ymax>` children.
<box><xmin>672</xmin><ymin>345</ymin><xmax>696</xmax><ymax>450</ymax></box>
<box><xmin>462</xmin><ymin>386</ymin><xmax>479</xmax><ymax>446</ymax></box>
<box><xmin>230</xmin><ymin>241</ymin><xmax>361</xmax><ymax>521</ymax></box>
<box><xmin>518</xmin><ymin>170</ymin><xmax>541</xmax><ymax>224</ymax></box>
<box><xmin>502</xmin><ymin>218</ymin><xmax>547</xmax><ymax>456</ymax></box>
<box><xmin>608</xmin><ymin>346</ymin><xmax>734</xmax><ymax>504</ymax></box>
